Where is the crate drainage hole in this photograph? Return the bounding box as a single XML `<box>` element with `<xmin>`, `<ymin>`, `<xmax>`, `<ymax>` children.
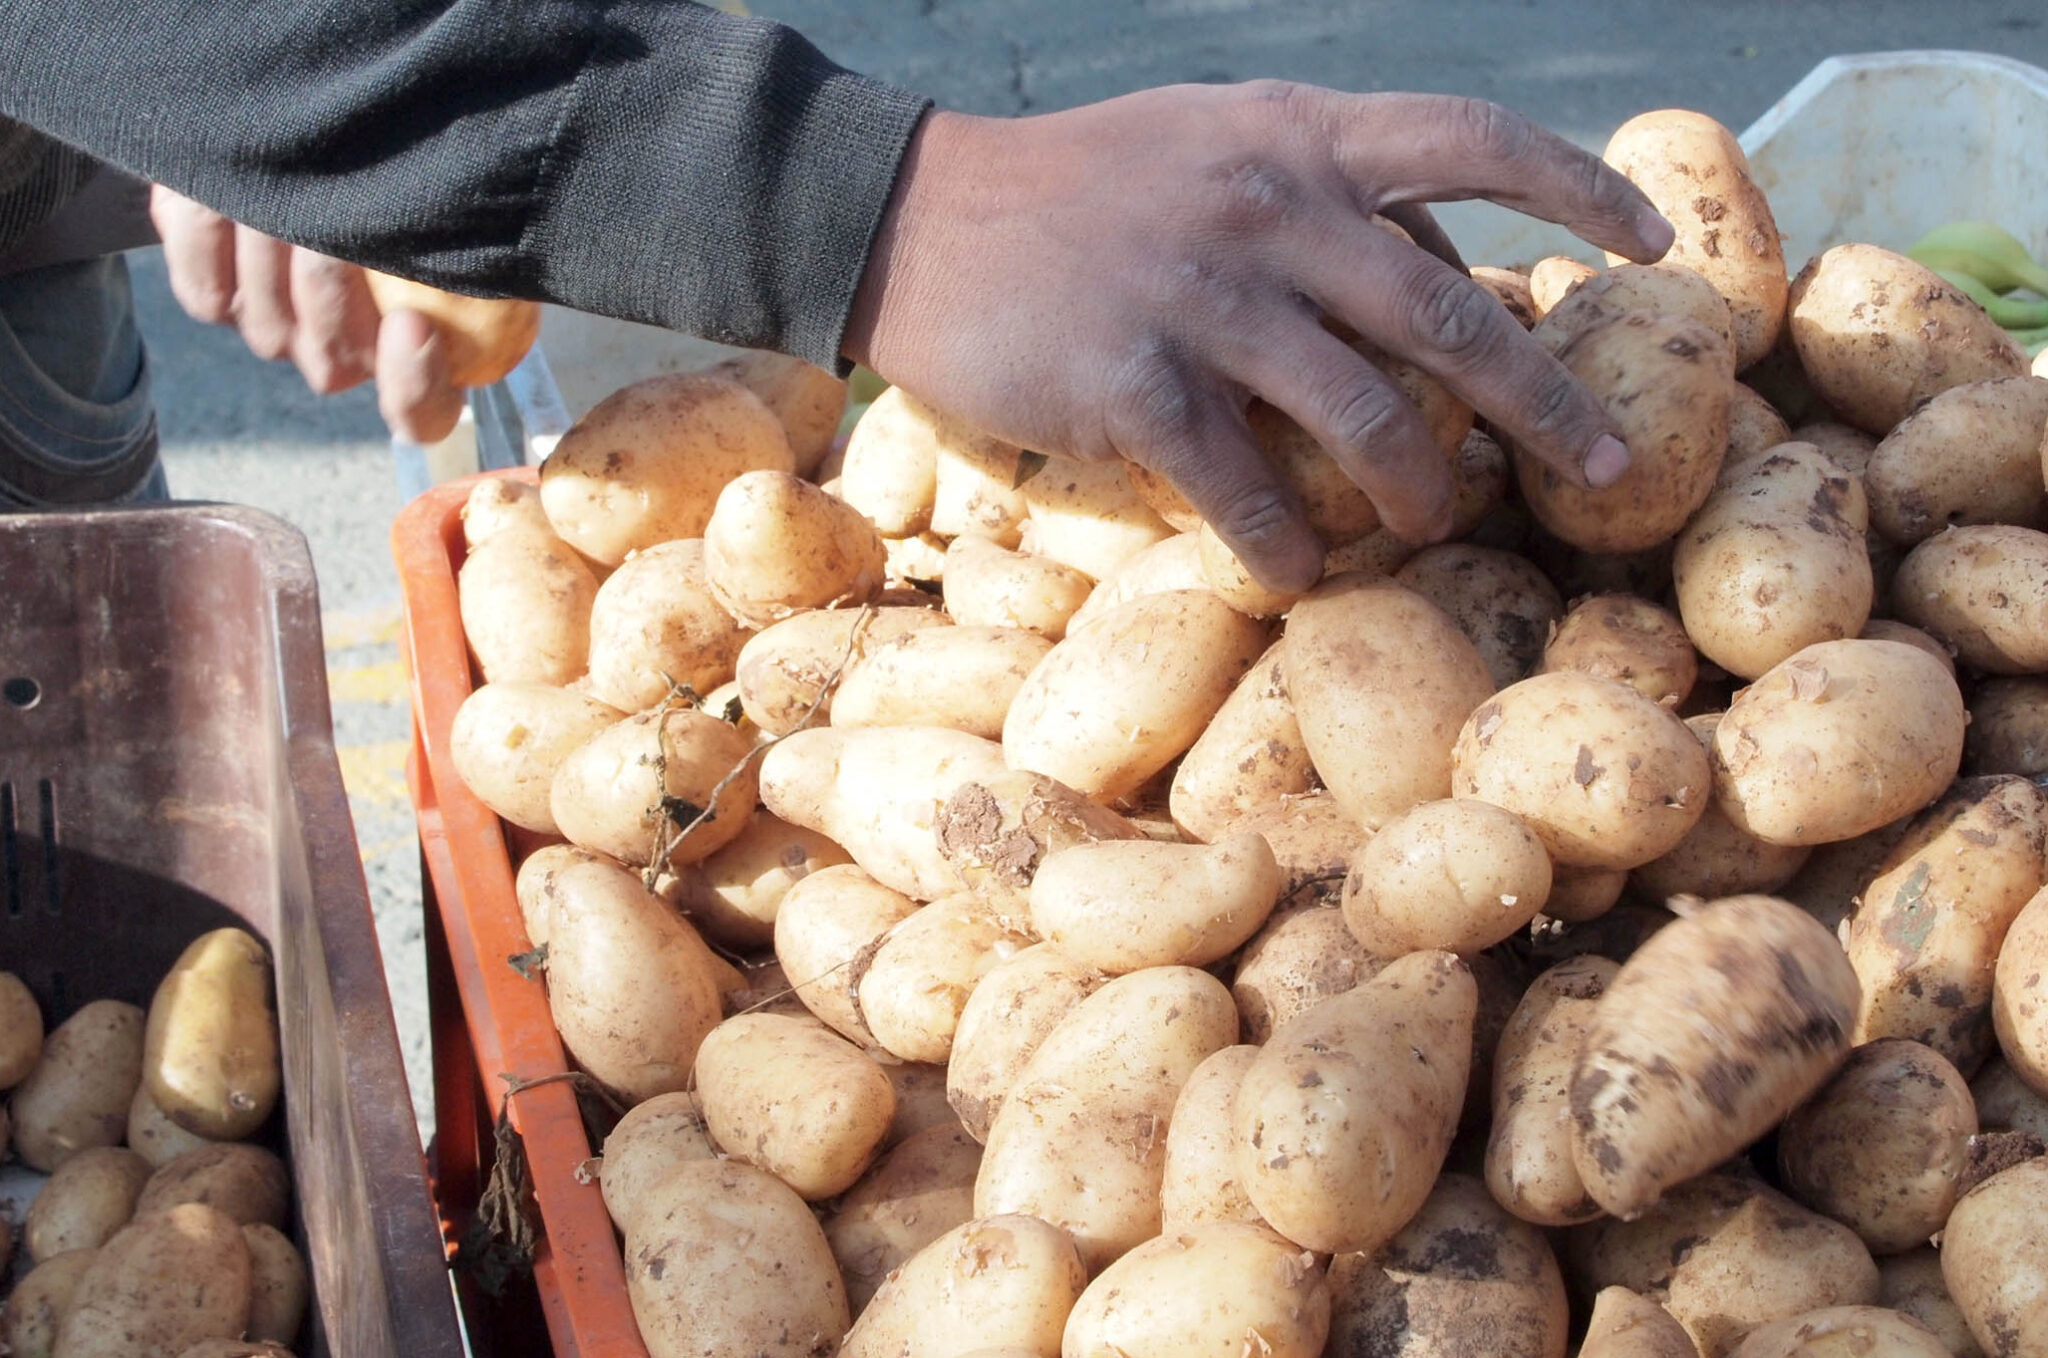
<box><xmin>3</xmin><ymin>677</ymin><xmax>38</xmax><ymax>710</ymax></box>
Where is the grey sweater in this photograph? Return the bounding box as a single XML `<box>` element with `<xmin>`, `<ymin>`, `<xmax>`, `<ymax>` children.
<box><xmin>0</xmin><ymin>2</ymin><xmax>931</xmax><ymax>370</ymax></box>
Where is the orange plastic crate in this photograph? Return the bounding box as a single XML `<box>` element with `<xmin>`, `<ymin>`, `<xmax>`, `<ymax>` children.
<box><xmin>394</xmin><ymin>469</ymin><xmax>650</xmax><ymax>1358</ymax></box>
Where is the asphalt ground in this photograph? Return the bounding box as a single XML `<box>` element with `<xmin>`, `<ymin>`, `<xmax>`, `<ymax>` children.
<box><xmin>140</xmin><ymin>3</ymin><xmax>2048</xmax><ymax>1141</ymax></box>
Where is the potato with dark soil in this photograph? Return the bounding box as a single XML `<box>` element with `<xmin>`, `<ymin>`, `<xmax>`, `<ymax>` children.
<box><xmin>1866</xmin><ymin>376</ymin><xmax>2048</xmax><ymax>544</ymax></box>
<box><xmin>1537</xmin><ymin>594</ymin><xmax>1697</xmax><ymax>708</ymax></box>
<box><xmin>1570</xmin><ymin>895</ymin><xmax>1858</xmax><ymax>1219</ymax></box>
<box><xmin>1394</xmin><ymin>544</ymin><xmax>1564</xmax><ymax>689</ymax></box>
<box><xmin>1966</xmin><ymin>678</ymin><xmax>2048</xmax><ymax>778</ymax></box>
<box><xmin>1776</xmin><ymin>1039</ymin><xmax>1977</xmax><ymax>1255</ymax></box>
<box><xmin>1486</xmin><ymin>956</ymin><xmax>1620</xmax><ymax>1228</ymax></box>
<box><xmin>1941</xmin><ymin>1157</ymin><xmax>2048</xmax><ymax>1358</ymax></box>
<box><xmin>1231</xmin><ymin>897</ymin><xmax>1387</xmax><ymax>1044</ymax></box>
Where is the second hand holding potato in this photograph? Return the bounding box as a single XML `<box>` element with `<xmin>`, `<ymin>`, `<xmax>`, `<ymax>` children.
<box><xmin>843</xmin><ymin>84</ymin><xmax>1677</xmax><ymax>592</ymax></box>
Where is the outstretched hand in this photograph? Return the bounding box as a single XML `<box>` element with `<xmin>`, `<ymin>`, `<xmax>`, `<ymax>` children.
<box><xmin>845</xmin><ymin>83</ymin><xmax>1673</xmax><ymax>590</ymax></box>
<box><xmin>149</xmin><ymin>186</ymin><xmax>467</xmax><ymax>444</ymax></box>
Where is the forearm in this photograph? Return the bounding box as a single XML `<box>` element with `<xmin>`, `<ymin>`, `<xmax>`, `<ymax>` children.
<box><xmin>0</xmin><ymin>0</ymin><xmax>928</xmax><ymax>367</ymax></box>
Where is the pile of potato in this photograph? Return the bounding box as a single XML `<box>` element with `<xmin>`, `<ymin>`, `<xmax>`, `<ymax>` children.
<box><xmin>445</xmin><ymin>107</ymin><xmax>2048</xmax><ymax>1358</ymax></box>
<box><xmin>1</xmin><ymin>931</ymin><xmax>306</xmax><ymax>1358</ymax></box>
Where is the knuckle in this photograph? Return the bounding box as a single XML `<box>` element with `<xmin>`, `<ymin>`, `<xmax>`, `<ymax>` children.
<box><xmin>1106</xmin><ymin>341</ymin><xmax>1200</xmax><ymax>441</ymax></box>
<box><xmin>1311</xmin><ymin>373</ymin><xmax>1406</xmax><ymax>458</ymax></box>
<box><xmin>1445</xmin><ymin>97</ymin><xmax>1533</xmax><ymax>164</ymax></box>
<box><xmin>1408</xmin><ymin>270</ymin><xmax>1502</xmax><ymax>363</ymax></box>
<box><xmin>1206</xmin><ymin>157</ymin><xmax>1304</xmax><ymax>233</ymax></box>
<box><xmin>1211</xmin><ymin>484</ymin><xmax>1298</xmax><ymax>546</ymax></box>
<box><xmin>1526</xmin><ymin>368</ymin><xmax>1592</xmax><ymax>438</ymax></box>
<box><xmin>178</xmin><ymin>281</ymin><xmax>236</xmax><ymax>326</ymax></box>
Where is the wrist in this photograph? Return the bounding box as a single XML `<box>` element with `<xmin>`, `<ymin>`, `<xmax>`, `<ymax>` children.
<box><xmin>843</xmin><ymin>108</ymin><xmax>984</xmax><ymax>374</ymax></box>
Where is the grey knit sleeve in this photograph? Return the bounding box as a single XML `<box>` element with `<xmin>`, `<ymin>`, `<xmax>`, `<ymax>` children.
<box><xmin>0</xmin><ymin>1</ymin><xmax>931</xmax><ymax>370</ymax></box>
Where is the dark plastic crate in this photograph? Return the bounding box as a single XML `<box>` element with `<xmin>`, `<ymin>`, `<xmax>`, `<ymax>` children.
<box><xmin>0</xmin><ymin>504</ymin><xmax>464</xmax><ymax>1358</ymax></box>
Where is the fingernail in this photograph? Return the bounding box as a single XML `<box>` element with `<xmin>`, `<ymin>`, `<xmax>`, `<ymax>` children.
<box><xmin>1584</xmin><ymin>434</ymin><xmax>1631</xmax><ymax>488</ymax></box>
<box><xmin>1636</xmin><ymin>206</ymin><xmax>1676</xmax><ymax>256</ymax></box>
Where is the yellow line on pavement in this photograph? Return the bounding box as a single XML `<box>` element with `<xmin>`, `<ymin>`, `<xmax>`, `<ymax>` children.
<box><xmin>327</xmin><ymin>659</ymin><xmax>410</xmax><ymax>706</ymax></box>
<box><xmin>336</xmin><ymin>740</ymin><xmax>411</xmax><ymax>809</ymax></box>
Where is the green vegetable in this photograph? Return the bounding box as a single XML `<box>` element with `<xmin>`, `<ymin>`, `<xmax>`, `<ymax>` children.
<box><xmin>1908</xmin><ymin>220</ymin><xmax>2048</xmax><ymax>297</ymax></box>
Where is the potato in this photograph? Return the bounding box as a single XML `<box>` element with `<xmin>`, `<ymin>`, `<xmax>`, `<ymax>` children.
<box><xmin>695</xmin><ymin>1012</ymin><xmax>895</xmax><ymax>1199</ymax></box>
<box><xmin>459</xmin><ymin>476</ymin><xmax>550</xmax><ymax>549</ymax></box>
<box><xmin>1966</xmin><ymin>678</ymin><xmax>2048</xmax><ymax>777</ymax></box>
<box><xmin>0</xmin><ymin>969</ymin><xmax>42</xmax><ymax>1087</ymax></box>
<box><xmin>1215</xmin><ymin>792</ymin><xmax>1362</xmax><ymax>902</ymax></box>
<box><xmin>1711</xmin><ymin>640</ymin><xmax>1965</xmax><ymax>847</ymax></box>
<box><xmin>1675</xmin><ymin>442</ymin><xmax>1873</xmax><ymax>680</ymax></box>
<box><xmin>361</xmin><ymin>272</ymin><xmax>537</xmax><ymax>386</ymax></box>
<box><xmin>1194</xmin><ymin>522</ymin><xmax>1304</xmax><ymax>619</ymax></box>
<box><xmin>704</xmin><ymin>471</ymin><xmax>887</xmax><ymax>627</ymax></box>
<box><xmin>1778</xmin><ymin>1039</ymin><xmax>1975</xmax><ymax>1256</ymax></box>
<box><xmin>941</xmin><ymin>537</ymin><xmax>1094</xmax><ymax>640</ymax></box>
<box><xmin>946</xmin><ymin>944</ymin><xmax>1104</xmax><ymax>1143</ymax></box>
<box><xmin>773</xmin><ymin>865</ymin><xmax>921</xmax><ymax>1047</ymax></box>
<box><xmin>1994</xmin><ymin>884</ymin><xmax>2048</xmax><ymax>1093</ymax></box>
<box><xmin>1537</xmin><ymin>594</ymin><xmax>1697</xmax><ymax>708</ymax></box>
<box><xmin>624</xmin><ymin>1159</ymin><xmax>850</xmax><ymax>1358</ymax></box>
<box><xmin>975</xmin><ymin>967</ymin><xmax>1238</xmax><ymax>1270</ymax></box>
<box><xmin>540</xmin><ymin>372</ymin><xmax>794</xmax><ymax>565</ymax></box>
<box><xmin>761</xmin><ymin>725</ymin><xmax>1009</xmax><ymax>900</ymax></box>
<box><xmin>1580</xmin><ymin>1287</ymin><xmax>1700</xmax><ymax>1358</ymax></box>
<box><xmin>11</xmin><ymin>999</ymin><xmax>144</xmax><ymax>1172</ymax></box>
<box><xmin>1342</xmin><ymin>798</ymin><xmax>1551</xmax><ymax>956</ymax></box>
<box><xmin>1858</xmin><ymin>618</ymin><xmax>1953</xmax><ymax>672</ymax></box>
<box><xmin>1846</xmin><ymin>776</ymin><xmax>2047</xmax><ymax>1069</ymax></box>
<box><xmin>53</xmin><ymin>1203</ymin><xmax>251</xmax><ymax>1358</ymax></box>
<box><xmin>1971</xmin><ymin>1054</ymin><xmax>2048</xmax><ymax>1140</ymax></box>
<box><xmin>1004</xmin><ymin>590</ymin><xmax>1266</xmax><ymax>803</ymax></box>
<box><xmin>25</xmin><ymin>1147</ymin><xmax>151</xmax><ymax>1260</ymax></box>
<box><xmin>3</xmin><ymin>1248</ymin><xmax>98</xmax><ymax>1358</ymax></box>
<box><xmin>833</xmin><ymin>626</ymin><xmax>1052</xmax><ymax>739</ymax></box>
<box><xmin>1236</xmin><ymin>950</ymin><xmax>1475</xmax><ymax>1254</ymax></box>
<box><xmin>736</xmin><ymin>605</ymin><xmax>952</xmax><ymax>735</ymax></box>
<box><xmin>860</xmin><ymin>896</ymin><xmax>1019</xmax><ymax>1063</ymax></box>
<box><xmin>1941</xmin><ymin>1157</ymin><xmax>2048</xmax><ymax>1358</ymax></box>
<box><xmin>825</xmin><ymin>1123</ymin><xmax>982</xmax><ymax>1314</ymax></box>
<box><xmin>1453</xmin><ymin>672</ymin><xmax>1708</xmax><ymax>871</ymax></box>
<box><xmin>1532</xmin><ymin>262</ymin><xmax>1736</xmax><ymax>360</ymax></box>
<box><xmin>1158</xmin><ymin>1045</ymin><xmax>1263</xmax><ymax>1231</ymax></box>
<box><xmin>1893</xmin><ymin>525</ymin><xmax>2048</xmax><ymax>674</ymax></box>
<box><xmin>1566</xmin><ymin>1174</ymin><xmax>1880</xmax><ymax>1358</ymax></box>
<box><xmin>550</xmin><ymin>704</ymin><xmax>757</xmax><ymax>869</ymax></box>
<box><xmin>1394</xmin><ymin>544</ymin><xmax>1564</xmax><ymax>689</ymax></box>
<box><xmin>1486</xmin><ymin>956</ymin><xmax>1620</xmax><ymax>1228</ymax></box>
<box><xmin>706</xmin><ymin>350</ymin><xmax>845</xmax><ymax>478</ymax></box>
<box><xmin>1473</xmin><ymin>266</ymin><xmax>1538</xmax><ymax>328</ymax></box>
<box><xmin>1020</xmin><ymin>458</ymin><xmax>1175</xmax><ymax>582</ymax></box>
<box><xmin>1603</xmin><ymin>111</ymin><xmax>1786</xmax><ymax>367</ymax></box>
<box><xmin>1063</xmin><ymin>537</ymin><xmax>1208</xmax><ymax>640</ymax></box>
<box><xmin>238</xmin><ymin>1224</ymin><xmax>306</xmax><ymax>1346</ymax></box>
<box><xmin>1167</xmin><ymin>641</ymin><xmax>1314</xmax><ymax>843</ymax></box>
<box><xmin>455</xmin><ymin>522</ymin><xmax>597</xmax><ymax>686</ymax></box>
<box><xmin>1234</xmin><ymin>892</ymin><xmax>1379</xmax><ymax>1026</ymax></box>
<box><xmin>1325</xmin><ymin>1174</ymin><xmax>1569</xmax><ymax>1358</ymax></box>
<box><xmin>1065</xmin><ymin>1222</ymin><xmax>1331</xmax><ymax>1358</ymax></box>
<box><xmin>125</xmin><ymin>1085</ymin><xmax>215</xmax><ymax>1170</ymax></box>
<box><xmin>512</xmin><ymin>842</ymin><xmax>607</xmax><ymax>949</ymax></box>
<box><xmin>1727</xmin><ymin>1307</ymin><xmax>1949</xmax><ymax>1358</ymax></box>
<box><xmin>1571</xmin><ymin>895</ymin><xmax>1858</xmax><ymax>1219</ymax></box>
<box><xmin>598</xmin><ymin>1091</ymin><xmax>716</xmax><ymax>1237</ymax></box>
<box><xmin>132</xmin><ymin>1143</ymin><xmax>287</xmax><ymax>1230</ymax></box>
<box><xmin>1864</xmin><ymin>376</ymin><xmax>2048</xmax><ymax>544</ymax></box>
<box><xmin>930</xmin><ymin>440</ymin><xmax>1029</xmax><ymax>549</ymax></box>
<box><xmin>1779</xmin><ymin>816</ymin><xmax>1915</xmax><ymax>938</ymax></box>
<box><xmin>669</xmin><ymin>812</ymin><xmax>845</xmax><ymax>951</ymax></box>
<box><xmin>839</xmin><ymin>386</ymin><xmax>959</xmax><ymax>536</ymax></box>
<box><xmin>1287</xmin><ymin>574</ymin><xmax>1495</xmax><ymax>830</ymax></box>
<box><xmin>841</xmin><ymin>1215</ymin><xmax>1086</xmax><ymax>1358</ymax></box>
<box><xmin>1028</xmin><ymin>834</ymin><xmax>1279</xmax><ymax>973</ymax></box>
<box><xmin>582</xmin><ymin>539</ymin><xmax>750</xmax><ymax>711</ymax></box>
<box><xmin>934</xmin><ymin>770</ymin><xmax>1141</xmax><ymax>929</ymax></box>
<box><xmin>1529</xmin><ymin>256</ymin><xmax>1598</xmax><ymax>315</ymax></box>
<box><xmin>1244</xmin><ymin>405</ymin><xmax>1381</xmax><ymax>548</ymax></box>
<box><xmin>1517</xmin><ymin>315</ymin><xmax>1734</xmax><ymax>554</ymax></box>
<box><xmin>1543</xmin><ymin>865</ymin><xmax>1630</xmax><ymax>924</ymax></box>
<box><xmin>543</xmin><ymin>857</ymin><xmax>726</xmax><ymax>1103</ymax></box>
<box><xmin>1727</xmin><ymin>383</ymin><xmax>1794</xmax><ymax>465</ymax></box>
<box><xmin>1879</xmin><ymin>1248</ymin><xmax>1984</xmax><ymax>1358</ymax></box>
<box><xmin>1793</xmin><ymin>244</ymin><xmax>2031</xmax><ymax>432</ymax></box>
<box><xmin>1632</xmin><ymin>714</ymin><xmax>1812</xmax><ymax>904</ymax></box>
<box><xmin>450</xmin><ymin>683</ymin><xmax>623</xmax><ymax>835</ymax></box>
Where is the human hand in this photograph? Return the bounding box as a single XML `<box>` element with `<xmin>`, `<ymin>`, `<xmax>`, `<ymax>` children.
<box><xmin>148</xmin><ymin>186</ymin><xmax>467</xmax><ymax>443</ymax></box>
<box><xmin>844</xmin><ymin>84</ymin><xmax>1674</xmax><ymax>590</ymax></box>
